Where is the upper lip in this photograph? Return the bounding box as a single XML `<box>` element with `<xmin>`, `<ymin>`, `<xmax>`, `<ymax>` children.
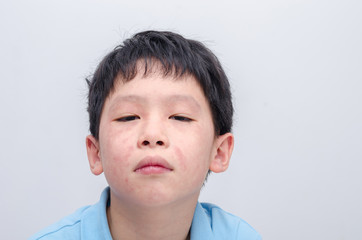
<box><xmin>134</xmin><ymin>156</ymin><xmax>173</xmax><ymax>172</ymax></box>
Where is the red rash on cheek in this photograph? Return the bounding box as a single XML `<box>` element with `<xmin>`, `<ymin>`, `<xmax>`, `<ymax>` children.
<box><xmin>174</xmin><ymin>146</ymin><xmax>187</xmax><ymax>171</ymax></box>
<box><xmin>124</xmin><ymin>177</ymin><xmax>135</xmax><ymax>192</ymax></box>
<box><xmin>123</xmin><ymin>146</ymin><xmax>134</xmax><ymax>164</ymax></box>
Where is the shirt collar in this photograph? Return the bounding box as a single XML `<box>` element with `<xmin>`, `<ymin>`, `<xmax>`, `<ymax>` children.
<box><xmin>80</xmin><ymin>187</ymin><xmax>112</xmax><ymax>240</ymax></box>
<box><xmin>190</xmin><ymin>202</ymin><xmax>214</xmax><ymax>240</ymax></box>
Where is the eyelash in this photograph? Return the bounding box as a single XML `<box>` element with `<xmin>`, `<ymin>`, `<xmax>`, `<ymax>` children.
<box><xmin>169</xmin><ymin>115</ymin><xmax>193</xmax><ymax>122</ymax></box>
<box><xmin>116</xmin><ymin>115</ymin><xmax>140</xmax><ymax>122</ymax></box>
<box><xmin>116</xmin><ymin>115</ymin><xmax>193</xmax><ymax>122</ymax></box>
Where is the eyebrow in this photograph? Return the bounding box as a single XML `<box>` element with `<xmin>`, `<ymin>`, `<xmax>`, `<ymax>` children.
<box><xmin>166</xmin><ymin>95</ymin><xmax>201</xmax><ymax>110</ymax></box>
<box><xmin>112</xmin><ymin>95</ymin><xmax>146</xmax><ymax>104</ymax></box>
<box><xmin>108</xmin><ymin>95</ymin><xmax>145</xmax><ymax>113</ymax></box>
<box><xmin>109</xmin><ymin>94</ymin><xmax>201</xmax><ymax>111</ymax></box>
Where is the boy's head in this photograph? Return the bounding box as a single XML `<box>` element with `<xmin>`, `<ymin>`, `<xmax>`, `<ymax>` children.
<box><xmin>87</xmin><ymin>30</ymin><xmax>233</xmax><ymax>140</ymax></box>
<box><xmin>85</xmin><ymin>30</ymin><xmax>235</xmax><ymax>206</ymax></box>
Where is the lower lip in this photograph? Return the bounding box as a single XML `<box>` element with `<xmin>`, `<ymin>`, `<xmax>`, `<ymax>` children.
<box><xmin>135</xmin><ymin>166</ymin><xmax>172</xmax><ymax>175</ymax></box>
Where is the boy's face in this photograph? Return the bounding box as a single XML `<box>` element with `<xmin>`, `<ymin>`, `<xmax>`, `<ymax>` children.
<box><xmin>86</xmin><ymin>71</ymin><xmax>233</xmax><ymax>207</ymax></box>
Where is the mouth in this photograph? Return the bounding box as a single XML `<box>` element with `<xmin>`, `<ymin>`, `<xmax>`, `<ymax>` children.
<box><xmin>134</xmin><ymin>156</ymin><xmax>173</xmax><ymax>175</ymax></box>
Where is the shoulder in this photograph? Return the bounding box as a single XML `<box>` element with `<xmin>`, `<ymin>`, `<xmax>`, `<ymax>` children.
<box><xmin>28</xmin><ymin>187</ymin><xmax>112</xmax><ymax>240</ymax></box>
<box><xmin>191</xmin><ymin>202</ymin><xmax>262</xmax><ymax>240</ymax></box>
<box><xmin>28</xmin><ymin>206</ymin><xmax>90</xmax><ymax>240</ymax></box>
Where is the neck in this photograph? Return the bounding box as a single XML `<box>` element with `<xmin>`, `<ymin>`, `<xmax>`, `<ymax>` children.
<box><xmin>107</xmin><ymin>192</ymin><xmax>198</xmax><ymax>240</ymax></box>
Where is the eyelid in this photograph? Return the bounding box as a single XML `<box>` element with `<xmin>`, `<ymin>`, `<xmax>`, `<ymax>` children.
<box><xmin>116</xmin><ymin>115</ymin><xmax>140</xmax><ymax>122</ymax></box>
<box><xmin>169</xmin><ymin>115</ymin><xmax>194</xmax><ymax>122</ymax></box>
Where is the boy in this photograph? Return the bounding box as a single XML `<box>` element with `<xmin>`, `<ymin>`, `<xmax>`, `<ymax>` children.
<box><xmin>30</xmin><ymin>30</ymin><xmax>261</xmax><ymax>240</ymax></box>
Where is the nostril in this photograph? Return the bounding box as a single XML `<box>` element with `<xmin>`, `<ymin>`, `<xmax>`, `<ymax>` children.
<box><xmin>140</xmin><ymin>140</ymin><xmax>165</xmax><ymax>147</ymax></box>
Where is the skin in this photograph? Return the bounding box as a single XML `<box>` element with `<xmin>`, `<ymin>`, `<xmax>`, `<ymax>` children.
<box><xmin>86</xmin><ymin>71</ymin><xmax>234</xmax><ymax>240</ymax></box>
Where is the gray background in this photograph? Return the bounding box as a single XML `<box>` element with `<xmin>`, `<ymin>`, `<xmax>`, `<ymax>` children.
<box><xmin>1</xmin><ymin>0</ymin><xmax>361</xmax><ymax>239</ymax></box>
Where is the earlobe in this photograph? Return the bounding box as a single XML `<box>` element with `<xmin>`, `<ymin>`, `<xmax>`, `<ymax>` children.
<box><xmin>209</xmin><ymin>133</ymin><xmax>234</xmax><ymax>173</ymax></box>
<box><xmin>86</xmin><ymin>135</ymin><xmax>103</xmax><ymax>175</ymax></box>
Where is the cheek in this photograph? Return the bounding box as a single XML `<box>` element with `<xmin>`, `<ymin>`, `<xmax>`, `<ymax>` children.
<box><xmin>174</xmin><ymin>135</ymin><xmax>213</xmax><ymax>175</ymax></box>
<box><xmin>105</xmin><ymin>144</ymin><xmax>134</xmax><ymax>168</ymax></box>
<box><xmin>102</xmin><ymin>143</ymin><xmax>136</xmax><ymax>194</ymax></box>
<box><xmin>118</xmin><ymin>145</ymin><xmax>134</xmax><ymax>165</ymax></box>
<box><xmin>101</xmin><ymin>128</ymin><xmax>135</xmax><ymax>171</ymax></box>
<box><xmin>174</xmin><ymin>146</ymin><xmax>187</xmax><ymax>171</ymax></box>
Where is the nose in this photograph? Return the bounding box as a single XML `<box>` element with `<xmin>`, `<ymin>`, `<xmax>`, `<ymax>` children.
<box><xmin>137</xmin><ymin>120</ymin><xmax>169</xmax><ymax>148</ymax></box>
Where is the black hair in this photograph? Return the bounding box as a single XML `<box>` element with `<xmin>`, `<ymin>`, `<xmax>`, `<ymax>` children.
<box><xmin>87</xmin><ymin>30</ymin><xmax>233</xmax><ymax>140</ymax></box>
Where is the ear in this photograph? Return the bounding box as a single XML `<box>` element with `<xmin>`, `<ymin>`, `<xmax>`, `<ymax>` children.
<box><xmin>209</xmin><ymin>132</ymin><xmax>234</xmax><ymax>173</ymax></box>
<box><xmin>86</xmin><ymin>135</ymin><xmax>103</xmax><ymax>175</ymax></box>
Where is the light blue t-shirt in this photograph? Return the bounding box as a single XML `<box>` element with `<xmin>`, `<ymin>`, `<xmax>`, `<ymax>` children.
<box><xmin>29</xmin><ymin>187</ymin><xmax>261</xmax><ymax>240</ymax></box>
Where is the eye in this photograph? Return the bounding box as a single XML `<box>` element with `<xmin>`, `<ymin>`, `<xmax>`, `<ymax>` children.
<box><xmin>116</xmin><ymin>115</ymin><xmax>140</xmax><ymax>122</ymax></box>
<box><xmin>169</xmin><ymin>115</ymin><xmax>193</xmax><ymax>122</ymax></box>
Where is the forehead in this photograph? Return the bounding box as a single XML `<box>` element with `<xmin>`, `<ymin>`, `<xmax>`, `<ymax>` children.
<box><xmin>107</xmin><ymin>72</ymin><xmax>208</xmax><ymax>107</ymax></box>
<box><xmin>110</xmin><ymin>94</ymin><xmax>201</xmax><ymax>110</ymax></box>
